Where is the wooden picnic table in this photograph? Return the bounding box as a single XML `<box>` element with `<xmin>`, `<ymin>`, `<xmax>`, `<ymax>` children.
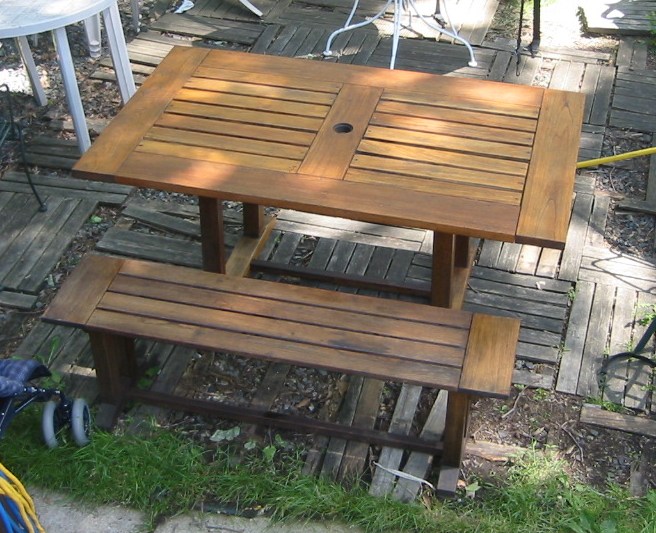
<box><xmin>73</xmin><ymin>47</ymin><xmax>585</xmax><ymax>307</ymax></box>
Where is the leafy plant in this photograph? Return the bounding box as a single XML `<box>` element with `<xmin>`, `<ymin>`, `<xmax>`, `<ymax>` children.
<box><xmin>586</xmin><ymin>396</ymin><xmax>625</xmax><ymax>413</ymax></box>
<box><xmin>136</xmin><ymin>366</ymin><xmax>160</xmax><ymax>390</ymax></box>
<box><xmin>534</xmin><ymin>388</ymin><xmax>550</xmax><ymax>401</ymax></box>
<box><xmin>30</xmin><ymin>336</ymin><xmax>64</xmax><ymax>389</ymax></box>
<box><xmin>649</xmin><ymin>12</ymin><xmax>656</xmax><ymax>47</ymax></box>
<box><xmin>636</xmin><ymin>303</ymin><xmax>656</xmax><ymax>327</ymax></box>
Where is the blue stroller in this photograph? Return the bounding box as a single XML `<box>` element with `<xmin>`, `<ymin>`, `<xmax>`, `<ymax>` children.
<box><xmin>0</xmin><ymin>359</ymin><xmax>91</xmax><ymax>448</ymax></box>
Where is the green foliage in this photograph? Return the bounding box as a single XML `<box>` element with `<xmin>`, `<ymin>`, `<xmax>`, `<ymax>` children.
<box><xmin>30</xmin><ymin>336</ymin><xmax>64</xmax><ymax>389</ymax></box>
<box><xmin>586</xmin><ymin>396</ymin><xmax>626</xmax><ymax>413</ymax></box>
<box><xmin>1</xmin><ymin>414</ymin><xmax>655</xmax><ymax>533</ymax></box>
<box><xmin>636</xmin><ymin>303</ymin><xmax>656</xmax><ymax>327</ymax></box>
<box><xmin>533</xmin><ymin>388</ymin><xmax>550</xmax><ymax>401</ymax></box>
<box><xmin>649</xmin><ymin>12</ymin><xmax>656</xmax><ymax>47</ymax></box>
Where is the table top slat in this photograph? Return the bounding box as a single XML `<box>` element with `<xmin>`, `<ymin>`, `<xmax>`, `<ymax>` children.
<box><xmin>298</xmin><ymin>84</ymin><xmax>382</xmax><ymax>179</ymax></box>
<box><xmin>145</xmin><ymin>126</ymin><xmax>309</xmax><ymax>160</ymax></box>
<box><xmin>116</xmin><ymin>151</ymin><xmax>522</xmax><ymax>240</ymax></box>
<box><xmin>374</xmin><ymin>100</ymin><xmax>538</xmax><ymax>133</ymax></box>
<box><xmin>200</xmin><ymin>51</ymin><xmax>543</xmax><ymax>107</ymax></box>
<box><xmin>174</xmin><ymin>88</ymin><xmax>332</xmax><ymax>118</ymax></box>
<box><xmin>192</xmin><ymin>65</ymin><xmax>343</xmax><ymax>95</ymax></box>
<box><xmin>364</xmin><ymin>125</ymin><xmax>533</xmax><ymax>161</ymax></box>
<box><xmin>136</xmin><ymin>140</ymin><xmax>302</xmax><ymax>172</ymax></box>
<box><xmin>166</xmin><ymin>100</ymin><xmax>324</xmax><ymax>131</ymax></box>
<box><xmin>156</xmin><ymin>114</ymin><xmax>316</xmax><ymax>146</ymax></box>
<box><xmin>74</xmin><ymin>47</ymin><xmax>209</xmax><ymax>180</ymax></box>
<box><xmin>381</xmin><ymin>90</ymin><xmax>542</xmax><ymax>119</ymax></box>
<box><xmin>355</xmin><ymin>139</ymin><xmax>529</xmax><ymax>176</ymax></box>
<box><xmin>350</xmin><ymin>154</ymin><xmax>526</xmax><ymax>191</ymax></box>
<box><xmin>184</xmin><ymin>77</ymin><xmax>338</xmax><ymax>105</ymax></box>
<box><xmin>346</xmin><ymin>169</ymin><xmax>522</xmax><ymax>205</ymax></box>
<box><xmin>370</xmin><ymin>113</ymin><xmax>535</xmax><ymax>146</ymax></box>
<box><xmin>516</xmin><ymin>90</ymin><xmax>586</xmax><ymax>248</ymax></box>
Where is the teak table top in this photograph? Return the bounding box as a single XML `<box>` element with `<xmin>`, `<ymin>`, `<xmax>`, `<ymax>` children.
<box><xmin>74</xmin><ymin>47</ymin><xmax>585</xmax><ymax>249</ymax></box>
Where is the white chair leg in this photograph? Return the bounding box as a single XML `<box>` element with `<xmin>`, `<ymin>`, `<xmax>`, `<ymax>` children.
<box><xmin>83</xmin><ymin>14</ymin><xmax>102</xmax><ymax>59</ymax></box>
<box><xmin>52</xmin><ymin>27</ymin><xmax>91</xmax><ymax>153</ymax></box>
<box><xmin>238</xmin><ymin>0</ymin><xmax>263</xmax><ymax>17</ymax></box>
<box><xmin>15</xmin><ymin>36</ymin><xmax>48</xmax><ymax>106</ymax></box>
<box><xmin>390</xmin><ymin>0</ymin><xmax>402</xmax><ymax>69</ymax></box>
<box><xmin>103</xmin><ymin>2</ymin><xmax>136</xmax><ymax>104</ymax></box>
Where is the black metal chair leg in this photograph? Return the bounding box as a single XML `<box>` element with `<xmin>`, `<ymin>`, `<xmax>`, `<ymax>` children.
<box><xmin>16</xmin><ymin>124</ymin><xmax>47</xmax><ymax>212</ymax></box>
<box><xmin>0</xmin><ymin>83</ymin><xmax>47</xmax><ymax>212</ymax></box>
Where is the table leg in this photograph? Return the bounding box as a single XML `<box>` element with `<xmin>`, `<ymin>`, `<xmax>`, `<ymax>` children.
<box><xmin>455</xmin><ymin>235</ymin><xmax>470</xmax><ymax>269</ymax></box>
<box><xmin>243</xmin><ymin>203</ymin><xmax>264</xmax><ymax>237</ymax></box>
<box><xmin>52</xmin><ymin>27</ymin><xmax>91</xmax><ymax>153</ymax></box>
<box><xmin>199</xmin><ymin>197</ymin><xmax>226</xmax><ymax>273</ymax></box>
<box><xmin>438</xmin><ymin>391</ymin><xmax>471</xmax><ymax>495</ymax></box>
<box><xmin>432</xmin><ymin>232</ymin><xmax>455</xmax><ymax>307</ymax></box>
<box><xmin>432</xmin><ymin>233</ymin><xmax>474</xmax><ymax>308</ymax></box>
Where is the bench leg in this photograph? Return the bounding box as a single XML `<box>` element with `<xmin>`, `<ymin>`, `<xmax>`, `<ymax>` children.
<box><xmin>198</xmin><ymin>197</ymin><xmax>226</xmax><ymax>273</ymax></box>
<box><xmin>438</xmin><ymin>391</ymin><xmax>471</xmax><ymax>495</ymax></box>
<box><xmin>88</xmin><ymin>332</ymin><xmax>136</xmax><ymax>426</ymax></box>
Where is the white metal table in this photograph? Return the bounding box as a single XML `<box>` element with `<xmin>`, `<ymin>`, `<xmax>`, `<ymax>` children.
<box><xmin>0</xmin><ymin>0</ymin><xmax>136</xmax><ymax>152</ymax></box>
<box><xmin>324</xmin><ymin>0</ymin><xmax>477</xmax><ymax>69</ymax></box>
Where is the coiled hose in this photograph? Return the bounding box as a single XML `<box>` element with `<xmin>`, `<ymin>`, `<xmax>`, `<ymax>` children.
<box><xmin>0</xmin><ymin>462</ymin><xmax>44</xmax><ymax>533</ymax></box>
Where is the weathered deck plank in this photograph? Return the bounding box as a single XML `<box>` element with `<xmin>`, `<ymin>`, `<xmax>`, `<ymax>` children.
<box><xmin>579</xmin><ymin>0</ymin><xmax>656</xmax><ymax>35</ymax></box>
<box><xmin>577</xmin><ymin>284</ymin><xmax>615</xmax><ymax>398</ymax></box>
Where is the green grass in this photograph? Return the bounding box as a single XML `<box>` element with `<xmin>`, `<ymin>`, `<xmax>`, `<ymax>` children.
<box><xmin>1</xmin><ymin>410</ymin><xmax>655</xmax><ymax>533</ymax></box>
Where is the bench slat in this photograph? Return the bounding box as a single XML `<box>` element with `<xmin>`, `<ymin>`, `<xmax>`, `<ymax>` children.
<box><xmin>108</xmin><ymin>274</ymin><xmax>470</xmax><ymax>348</ymax></box>
<box><xmin>459</xmin><ymin>314</ymin><xmax>521</xmax><ymax>398</ymax></box>
<box><xmin>119</xmin><ymin>258</ymin><xmax>472</xmax><ymax>327</ymax></box>
<box><xmin>42</xmin><ymin>255</ymin><xmax>123</xmax><ymax>326</ymax></box>
<box><xmin>96</xmin><ymin>292</ymin><xmax>467</xmax><ymax>367</ymax></box>
<box><xmin>88</xmin><ymin>309</ymin><xmax>465</xmax><ymax>389</ymax></box>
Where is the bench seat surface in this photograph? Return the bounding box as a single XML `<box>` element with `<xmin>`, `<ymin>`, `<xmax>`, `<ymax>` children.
<box><xmin>43</xmin><ymin>255</ymin><xmax>519</xmax><ymax>396</ymax></box>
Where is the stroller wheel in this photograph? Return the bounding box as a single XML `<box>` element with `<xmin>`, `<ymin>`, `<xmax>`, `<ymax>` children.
<box><xmin>42</xmin><ymin>400</ymin><xmax>64</xmax><ymax>449</ymax></box>
<box><xmin>71</xmin><ymin>398</ymin><xmax>91</xmax><ymax>447</ymax></box>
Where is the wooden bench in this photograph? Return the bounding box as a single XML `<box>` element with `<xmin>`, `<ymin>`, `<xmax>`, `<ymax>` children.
<box><xmin>42</xmin><ymin>254</ymin><xmax>520</xmax><ymax>494</ymax></box>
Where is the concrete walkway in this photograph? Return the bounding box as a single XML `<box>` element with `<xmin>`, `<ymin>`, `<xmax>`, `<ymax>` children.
<box><xmin>32</xmin><ymin>487</ymin><xmax>360</xmax><ymax>532</ymax></box>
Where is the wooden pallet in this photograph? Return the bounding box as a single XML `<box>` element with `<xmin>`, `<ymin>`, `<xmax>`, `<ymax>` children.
<box><xmin>557</xmin><ymin>267</ymin><xmax>656</xmax><ymax>408</ymax></box>
<box><xmin>0</xmin><ymin>171</ymin><xmax>132</xmax><ymax>307</ymax></box>
<box><xmin>616</xmin><ymin>37</ymin><xmax>649</xmax><ymax>70</ymax></box>
<box><xmin>579</xmin><ymin>0</ymin><xmax>656</xmax><ymax>35</ymax></box>
<box><xmin>360</xmin><ymin>38</ymin><xmax>496</xmax><ymax>76</ymax></box>
<box><xmin>610</xmin><ymin>67</ymin><xmax>656</xmax><ymax>133</ymax></box>
<box><xmin>617</xmin><ymin>132</ymin><xmax>656</xmax><ymax>220</ymax></box>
